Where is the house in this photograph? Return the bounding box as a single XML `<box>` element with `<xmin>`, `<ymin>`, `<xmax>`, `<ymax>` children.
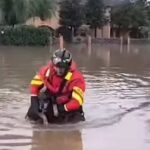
<box><xmin>26</xmin><ymin>6</ymin><xmax>60</xmax><ymax>30</ymax></box>
<box><xmin>25</xmin><ymin>0</ymin><xmax>132</xmax><ymax>38</ymax></box>
<box><xmin>96</xmin><ymin>0</ymin><xmax>135</xmax><ymax>38</ymax></box>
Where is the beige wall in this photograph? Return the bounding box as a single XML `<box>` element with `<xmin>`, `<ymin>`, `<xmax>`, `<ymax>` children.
<box><xmin>90</xmin><ymin>25</ymin><xmax>111</xmax><ymax>39</ymax></box>
<box><xmin>26</xmin><ymin>11</ymin><xmax>60</xmax><ymax>30</ymax></box>
<box><xmin>102</xmin><ymin>23</ymin><xmax>111</xmax><ymax>38</ymax></box>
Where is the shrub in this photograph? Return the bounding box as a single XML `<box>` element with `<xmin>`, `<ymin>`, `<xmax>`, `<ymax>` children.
<box><xmin>0</xmin><ymin>25</ymin><xmax>52</xmax><ymax>46</ymax></box>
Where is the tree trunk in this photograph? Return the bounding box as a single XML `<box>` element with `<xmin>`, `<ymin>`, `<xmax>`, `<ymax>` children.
<box><xmin>94</xmin><ymin>27</ymin><xmax>97</xmax><ymax>38</ymax></box>
<box><xmin>71</xmin><ymin>26</ymin><xmax>74</xmax><ymax>41</ymax></box>
<box><xmin>120</xmin><ymin>29</ymin><xmax>130</xmax><ymax>44</ymax></box>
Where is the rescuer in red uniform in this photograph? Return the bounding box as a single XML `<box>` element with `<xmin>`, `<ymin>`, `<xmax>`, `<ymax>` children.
<box><xmin>26</xmin><ymin>49</ymin><xmax>85</xmax><ymax>123</ymax></box>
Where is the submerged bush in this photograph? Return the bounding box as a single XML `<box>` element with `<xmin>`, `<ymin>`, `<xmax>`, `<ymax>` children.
<box><xmin>0</xmin><ymin>25</ymin><xmax>52</xmax><ymax>46</ymax></box>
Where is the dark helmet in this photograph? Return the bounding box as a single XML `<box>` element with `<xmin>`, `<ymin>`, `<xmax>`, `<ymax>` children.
<box><xmin>52</xmin><ymin>49</ymin><xmax>72</xmax><ymax>69</ymax></box>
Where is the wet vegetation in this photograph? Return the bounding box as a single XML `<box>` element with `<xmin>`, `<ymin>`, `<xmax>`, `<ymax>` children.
<box><xmin>0</xmin><ymin>0</ymin><xmax>55</xmax><ymax>45</ymax></box>
<box><xmin>59</xmin><ymin>0</ymin><xmax>150</xmax><ymax>38</ymax></box>
<box><xmin>0</xmin><ymin>0</ymin><xmax>149</xmax><ymax>45</ymax></box>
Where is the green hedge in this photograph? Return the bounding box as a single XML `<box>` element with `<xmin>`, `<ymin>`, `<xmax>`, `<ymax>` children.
<box><xmin>0</xmin><ymin>25</ymin><xmax>52</xmax><ymax>46</ymax></box>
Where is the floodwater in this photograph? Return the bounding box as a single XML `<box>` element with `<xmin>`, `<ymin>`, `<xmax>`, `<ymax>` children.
<box><xmin>0</xmin><ymin>43</ymin><xmax>150</xmax><ymax>150</ymax></box>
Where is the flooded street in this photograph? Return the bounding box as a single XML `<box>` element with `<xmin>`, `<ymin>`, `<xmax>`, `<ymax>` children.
<box><xmin>0</xmin><ymin>43</ymin><xmax>150</xmax><ymax>150</ymax></box>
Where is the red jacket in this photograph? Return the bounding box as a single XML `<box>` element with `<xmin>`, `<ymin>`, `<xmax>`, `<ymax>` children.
<box><xmin>30</xmin><ymin>61</ymin><xmax>85</xmax><ymax>112</ymax></box>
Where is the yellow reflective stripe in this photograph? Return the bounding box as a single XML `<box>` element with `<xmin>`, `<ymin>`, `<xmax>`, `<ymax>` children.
<box><xmin>31</xmin><ymin>79</ymin><xmax>44</xmax><ymax>86</ymax></box>
<box><xmin>73</xmin><ymin>86</ymin><xmax>84</xmax><ymax>97</ymax></box>
<box><xmin>72</xmin><ymin>91</ymin><xmax>83</xmax><ymax>105</ymax></box>
<box><xmin>45</xmin><ymin>69</ymin><xmax>50</xmax><ymax>77</ymax></box>
<box><xmin>31</xmin><ymin>74</ymin><xmax>44</xmax><ymax>86</ymax></box>
<box><xmin>65</xmin><ymin>72</ymin><xmax>72</xmax><ymax>81</ymax></box>
<box><xmin>31</xmin><ymin>94</ymin><xmax>38</xmax><ymax>96</ymax></box>
<box><xmin>34</xmin><ymin>75</ymin><xmax>41</xmax><ymax>80</ymax></box>
<box><xmin>64</xmin><ymin>104</ymin><xmax>68</xmax><ymax>111</ymax></box>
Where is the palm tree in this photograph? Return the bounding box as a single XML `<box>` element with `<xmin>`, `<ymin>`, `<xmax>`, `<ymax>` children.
<box><xmin>0</xmin><ymin>0</ymin><xmax>28</xmax><ymax>26</ymax></box>
<box><xmin>28</xmin><ymin>0</ymin><xmax>56</xmax><ymax>21</ymax></box>
<box><xmin>0</xmin><ymin>0</ymin><xmax>55</xmax><ymax>26</ymax></box>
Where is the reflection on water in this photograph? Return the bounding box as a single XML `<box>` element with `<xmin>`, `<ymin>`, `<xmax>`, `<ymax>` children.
<box><xmin>31</xmin><ymin>130</ymin><xmax>82</xmax><ymax>150</ymax></box>
<box><xmin>0</xmin><ymin>43</ymin><xmax>150</xmax><ymax>150</ymax></box>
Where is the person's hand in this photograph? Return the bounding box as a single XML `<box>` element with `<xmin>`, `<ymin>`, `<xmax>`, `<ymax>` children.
<box><xmin>56</xmin><ymin>96</ymin><xmax>68</xmax><ymax>105</ymax></box>
<box><xmin>26</xmin><ymin>96</ymin><xmax>43</xmax><ymax>122</ymax></box>
<box><xmin>57</xmin><ymin>104</ymin><xmax>67</xmax><ymax>113</ymax></box>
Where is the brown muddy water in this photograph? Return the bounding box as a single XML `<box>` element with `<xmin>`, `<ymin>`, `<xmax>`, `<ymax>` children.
<box><xmin>0</xmin><ymin>43</ymin><xmax>150</xmax><ymax>150</ymax></box>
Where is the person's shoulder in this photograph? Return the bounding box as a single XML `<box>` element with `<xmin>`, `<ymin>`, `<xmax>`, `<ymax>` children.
<box><xmin>38</xmin><ymin>62</ymin><xmax>53</xmax><ymax>75</ymax></box>
<box><xmin>72</xmin><ymin>68</ymin><xmax>85</xmax><ymax>81</ymax></box>
<box><xmin>71</xmin><ymin>70</ymin><xmax>85</xmax><ymax>89</ymax></box>
<box><xmin>70</xmin><ymin>61</ymin><xmax>84</xmax><ymax>77</ymax></box>
<box><xmin>75</xmin><ymin>70</ymin><xmax>84</xmax><ymax>79</ymax></box>
<box><xmin>39</xmin><ymin>63</ymin><xmax>50</xmax><ymax>71</ymax></box>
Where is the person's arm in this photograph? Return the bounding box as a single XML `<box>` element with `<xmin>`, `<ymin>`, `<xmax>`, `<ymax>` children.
<box><xmin>30</xmin><ymin>74</ymin><xmax>44</xmax><ymax>96</ymax></box>
<box><xmin>58</xmin><ymin>77</ymin><xmax>85</xmax><ymax>112</ymax></box>
<box><xmin>65</xmin><ymin>79</ymin><xmax>85</xmax><ymax>111</ymax></box>
<box><xmin>30</xmin><ymin>65</ymin><xmax>48</xmax><ymax>96</ymax></box>
<box><xmin>26</xmin><ymin>66</ymin><xmax>47</xmax><ymax>121</ymax></box>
